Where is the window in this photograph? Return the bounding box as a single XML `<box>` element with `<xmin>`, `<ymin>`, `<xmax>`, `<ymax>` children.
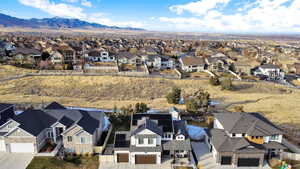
<box><xmin>148</xmin><ymin>138</ymin><xmax>154</xmax><ymax>144</ymax></box>
<box><xmin>271</xmin><ymin>135</ymin><xmax>279</xmax><ymax>140</ymax></box>
<box><xmin>67</xmin><ymin>136</ymin><xmax>72</xmax><ymax>142</ymax></box>
<box><xmin>80</xmin><ymin>137</ymin><xmax>85</xmax><ymax>144</ymax></box>
<box><xmin>138</xmin><ymin>138</ymin><xmax>144</xmax><ymax>144</ymax></box>
<box><xmin>47</xmin><ymin>131</ymin><xmax>53</xmax><ymax>138</ymax></box>
<box><xmin>7</xmin><ymin>123</ymin><xmax>13</xmax><ymax>129</ymax></box>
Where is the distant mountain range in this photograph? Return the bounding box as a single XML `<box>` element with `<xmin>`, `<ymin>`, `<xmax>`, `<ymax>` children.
<box><xmin>0</xmin><ymin>13</ymin><xmax>143</xmax><ymax>30</ymax></box>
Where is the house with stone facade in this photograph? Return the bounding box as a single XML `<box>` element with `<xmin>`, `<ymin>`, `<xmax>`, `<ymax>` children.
<box><xmin>0</xmin><ymin>102</ymin><xmax>106</xmax><ymax>154</ymax></box>
<box><xmin>209</xmin><ymin>112</ymin><xmax>286</xmax><ymax>168</ymax></box>
<box><xmin>113</xmin><ymin>113</ymin><xmax>191</xmax><ymax>165</ymax></box>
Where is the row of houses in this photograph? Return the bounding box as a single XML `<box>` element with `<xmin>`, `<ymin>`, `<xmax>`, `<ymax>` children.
<box><xmin>0</xmin><ymin>101</ymin><xmax>294</xmax><ymax>168</ymax></box>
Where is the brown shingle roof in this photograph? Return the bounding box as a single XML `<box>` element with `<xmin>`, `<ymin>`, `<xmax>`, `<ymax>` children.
<box><xmin>181</xmin><ymin>56</ymin><xmax>205</xmax><ymax>66</ymax></box>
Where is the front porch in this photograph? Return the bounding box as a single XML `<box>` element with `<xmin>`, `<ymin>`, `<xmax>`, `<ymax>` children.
<box><xmin>36</xmin><ymin>139</ymin><xmax>63</xmax><ymax>157</ymax></box>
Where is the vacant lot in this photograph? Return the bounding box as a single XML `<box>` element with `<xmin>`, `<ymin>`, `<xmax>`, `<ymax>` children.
<box><xmin>26</xmin><ymin>156</ymin><xmax>99</xmax><ymax>169</ymax></box>
<box><xmin>0</xmin><ymin>73</ymin><xmax>300</xmax><ymax>127</ymax></box>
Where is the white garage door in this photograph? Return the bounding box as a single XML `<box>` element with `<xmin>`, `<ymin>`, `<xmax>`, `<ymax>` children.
<box><xmin>10</xmin><ymin>143</ymin><xmax>34</xmax><ymax>153</ymax></box>
<box><xmin>0</xmin><ymin>140</ymin><xmax>6</xmax><ymax>151</ymax></box>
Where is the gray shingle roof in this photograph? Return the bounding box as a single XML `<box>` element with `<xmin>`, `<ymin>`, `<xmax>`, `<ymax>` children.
<box><xmin>211</xmin><ymin>129</ymin><xmax>265</xmax><ymax>153</ymax></box>
<box><xmin>45</xmin><ymin>102</ymin><xmax>66</xmax><ymax>110</ymax></box>
<box><xmin>163</xmin><ymin>139</ymin><xmax>191</xmax><ymax>151</ymax></box>
<box><xmin>0</xmin><ymin>103</ymin><xmax>13</xmax><ymax>112</ymax></box>
<box><xmin>12</xmin><ymin>104</ymin><xmax>104</xmax><ymax>136</ymax></box>
<box><xmin>132</xmin><ymin>119</ymin><xmax>163</xmax><ymax>136</ymax></box>
<box><xmin>214</xmin><ymin>112</ymin><xmax>283</xmax><ymax>136</ymax></box>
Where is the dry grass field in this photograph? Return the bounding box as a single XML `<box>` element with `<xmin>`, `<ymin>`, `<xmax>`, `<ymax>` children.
<box><xmin>0</xmin><ymin>64</ymin><xmax>37</xmax><ymax>80</ymax></box>
<box><xmin>0</xmin><ymin>72</ymin><xmax>300</xmax><ymax>127</ymax></box>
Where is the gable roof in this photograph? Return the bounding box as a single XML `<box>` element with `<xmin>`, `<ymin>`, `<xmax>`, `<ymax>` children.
<box><xmin>132</xmin><ymin>113</ymin><xmax>173</xmax><ymax>133</ymax></box>
<box><xmin>181</xmin><ymin>56</ymin><xmax>205</xmax><ymax>66</ymax></box>
<box><xmin>132</xmin><ymin>119</ymin><xmax>163</xmax><ymax>136</ymax></box>
<box><xmin>214</xmin><ymin>112</ymin><xmax>283</xmax><ymax>136</ymax></box>
<box><xmin>45</xmin><ymin>102</ymin><xmax>66</xmax><ymax>110</ymax></box>
<box><xmin>13</xmin><ymin>109</ymin><xmax>57</xmax><ymax>136</ymax></box>
<box><xmin>211</xmin><ymin>129</ymin><xmax>265</xmax><ymax>153</ymax></box>
<box><xmin>12</xmin><ymin>104</ymin><xmax>104</xmax><ymax>136</ymax></box>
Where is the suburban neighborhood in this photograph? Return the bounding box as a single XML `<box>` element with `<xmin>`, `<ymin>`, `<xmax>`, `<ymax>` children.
<box><xmin>1</xmin><ymin>1</ymin><xmax>300</xmax><ymax>168</ymax></box>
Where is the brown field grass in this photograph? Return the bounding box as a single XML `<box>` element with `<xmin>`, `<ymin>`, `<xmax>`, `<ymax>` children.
<box><xmin>0</xmin><ymin>64</ymin><xmax>37</xmax><ymax>79</ymax></box>
<box><xmin>0</xmin><ymin>74</ymin><xmax>300</xmax><ymax>127</ymax></box>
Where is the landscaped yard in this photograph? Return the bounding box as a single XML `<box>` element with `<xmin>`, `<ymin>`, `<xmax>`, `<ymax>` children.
<box><xmin>26</xmin><ymin>156</ymin><xmax>99</xmax><ymax>169</ymax></box>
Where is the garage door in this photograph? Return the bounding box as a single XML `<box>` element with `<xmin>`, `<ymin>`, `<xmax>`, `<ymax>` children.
<box><xmin>135</xmin><ymin>155</ymin><xmax>156</xmax><ymax>164</ymax></box>
<box><xmin>221</xmin><ymin>156</ymin><xmax>232</xmax><ymax>165</ymax></box>
<box><xmin>0</xmin><ymin>140</ymin><xmax>5</xmax><ymax>151</ymax></box>
<box><xmin>10</xmin><ymin>143</ymin><xmax>34</xmax><ymax>153</ymax></box>
<box><xmin>237</xmin><ymin>158</ymin><xmax>260</xmax><ymax>167</ymax></box>
<box><xmin>117</xmin><ymin>153</ymin><xmax>129</xmax><ymax>163</ymax></box>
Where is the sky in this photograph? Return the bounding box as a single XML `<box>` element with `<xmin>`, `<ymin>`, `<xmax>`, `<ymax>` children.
<box><xmin>1</xmin><ymin>0</ymin><xmax>300</xmax><ymax>33</ymax></box>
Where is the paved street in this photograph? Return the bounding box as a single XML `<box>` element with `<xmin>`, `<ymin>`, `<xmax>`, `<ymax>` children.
<box><xmin>0</xmin><ymin>152</ymin><xmax>33</xmax><ymax>169</ymax></box>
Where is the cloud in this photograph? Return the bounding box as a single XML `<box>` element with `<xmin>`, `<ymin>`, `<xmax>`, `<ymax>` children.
<box><xmin>88</xmin><ymin>13</ymin><xmax>145</xmax><ymax>28</ymax></box>
<box><xmin>19</xmin><ymin>0</ymin><xmax>86</xmax><ymax>19</ymax></box>
<box><xmin>81</xmin><ymin>0</ymin><xmax>92</xmax><ymax>7</ymax></box>
<box><xmin>18</xmin><ymin>0</ymin><xmax>144</xmax><ymax>28</ymax></box>
<box><xmin>159</xmin><ymin>0</ymin><xmax>300</xmax><ymax>33</ymax></box>
<box><xmin>169</xmin><ymin>0</ymin><xmax>230</xmax><ymax>16</ymax></box>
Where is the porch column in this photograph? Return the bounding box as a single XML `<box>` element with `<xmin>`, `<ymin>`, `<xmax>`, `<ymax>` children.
<box><xmin>53</xmin><ymin>127</ymin><xmax>57</xmax><ymax>143</ymax></box>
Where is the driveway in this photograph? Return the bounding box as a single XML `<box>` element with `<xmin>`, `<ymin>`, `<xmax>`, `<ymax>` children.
<box><xmin>99</xmin><ymin>163</ymin><xmax>172</xmax><ymax>169</ymax></box>
<box><xmin>0</xmin><ymin>152</ymin><xmax>34</xmax><ymax>169</ymax></box>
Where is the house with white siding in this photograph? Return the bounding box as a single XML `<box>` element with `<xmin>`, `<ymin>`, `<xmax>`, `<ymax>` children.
<box><xmin>0</xmin><ymin>102</ymin><xmax>106</xmax><ymax>154</ymax></box>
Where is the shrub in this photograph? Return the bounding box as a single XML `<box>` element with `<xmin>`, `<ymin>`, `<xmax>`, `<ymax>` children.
<box><xmin>209</xmin><ymin>76</ymin><xmax>220</xmax><ymax>86</ymax></box>
<box><xmin>166</xmin><ymin>87</ymin><xmax>181</xmax><ymax>104</ymax></box>
<box><xmin>220</xmin><ymin>77</ymin><xmax>233</xmax><ymax>90</ymax></box>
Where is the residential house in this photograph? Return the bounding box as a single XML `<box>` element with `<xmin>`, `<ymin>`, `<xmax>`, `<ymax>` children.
<box><xmin>205</xmin><ymin>53</ymin><xmax>229</xmax><ymax>72</ymax></box>
<box><xmin>180</xmin><ymin>56</ymin><xmax>207</xmax><ymax>72</ymax></box>
<box><xmin>287</xmin><ymin>63</ymin><xmax>300</xmax><ymax>75</ymax></box>
<box><xmin>117</xmin><ymin>51</ymin><xmax>141</xmax><ymax>65</ymax></box>
<box><xmin>57</xmin><ymin>46</ymin><xmax>76</xmax><ymax>65</ymax></box>
<box><xmin>113</xmin><ymin>113</ymin><xmax>191</xmax><ymax>165</ymax></box>
<box><xmin>0</xmin><ymin>103</ymin><xmax>15</xmax><ymax>152</ymax></box>
<box><xmin>210</xmin><ymin>112</ymin><xmax>286</xmax><ymax>168</ymax></box>
<box><xmin>50</xmin><ymin>51</ymin><xmax>64</xmax><ymax>65</ymax></box>
<box><xmin>11</xmin><ymin>48</ymin><xmax>41</xmax><ymax>63</ymax></box>
<box><xmin>251</xmin><ymin>64</ymin><xmax>285</xmax><ymax>80</ymax></box>
<box><xmin>153</xmin><ymin>55</ymin><xmax>175</xmax><ymax>70</ymax></box>
<box><xmin>86</xmin><ymin>49</ymin><xmax>115</xmax><ymax>62</ymax></box>
<box><xmin>0</xmin><ymin>102</ymin><xmax>106</xmax><ymax>154</ymax></box>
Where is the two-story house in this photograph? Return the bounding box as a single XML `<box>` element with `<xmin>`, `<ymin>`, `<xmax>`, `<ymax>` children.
<box><xmin>86</xmin><ymin>49</ymin><xmax>115</xmax><ymax>62</ymax></box>
<box><xmin>113</xmin><ymin>113</ymin><xmax>191</xmax><ymax>165</ymax></box>
<box><xmin>180</xmin><ymin>56</ymin><xmax>207</xmax><ymax>72</ymax></box>
<box><xmin>210</xmin><ymin>112</ymin><xmax>286</xmax><ymax>168</ymax></box>
<box><xmin>0</xmin><ymin>102</ymin><xmax>106</xmax><ymax>154</ymax></box>
<box><xmin>153</xmin><ymin>56</ymin><xmax>175</xmax><ymax>70</ymax></box>
<box><xmin>251</xmin><ymin>64</ymin><xmax>285</xmax><ymax>80</ymax></box>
